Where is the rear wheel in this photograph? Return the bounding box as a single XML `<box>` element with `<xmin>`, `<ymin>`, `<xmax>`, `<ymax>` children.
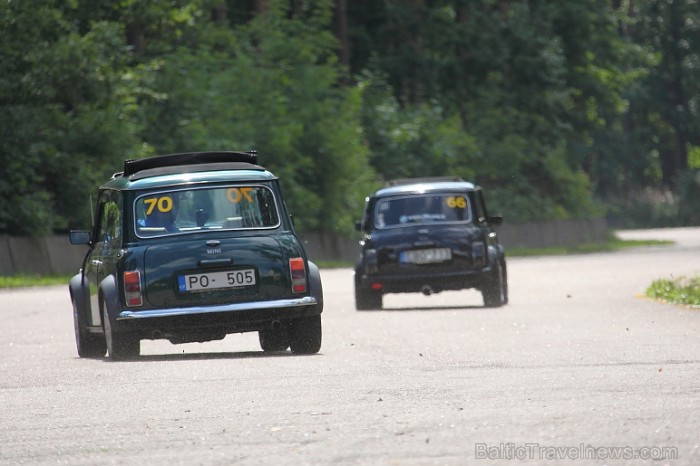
<box><xmin>482</xmin><ymin>260</ymin><xmax>508</xmax><ymax>308</ymax></box>
<box><xmin>72</xmin><ymin>300</ymin><xmax>106</xmax><ymax>358</ymax></box>
<box><xmin>258</xmin><ymin>325</ymin><xmax>290</xmax><ymax>352</ymax></box>
<box><xmin>355</xmin><ymin>287</ymin><xmax>383</xmax><ymax>310</ymax></box>
<box><xmin>289</xmin><ymin>315</ymin><xmax>322</xmax><ymax>354</ymax></box>
<box><xmin>103</xmin><ymin>305</ymin><xmax>140</xmax><ymax>361</ymax></box>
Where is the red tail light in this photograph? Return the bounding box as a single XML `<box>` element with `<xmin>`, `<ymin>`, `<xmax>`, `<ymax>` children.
<box><xmin>289</xmin><ymin>258</ymin><xmax>307</xmax><ymax>293</ymax></box>
<box><xmin>123</xmin><ymin>270</ymin><xmax>143</xmax><ymax>307</ymax></box>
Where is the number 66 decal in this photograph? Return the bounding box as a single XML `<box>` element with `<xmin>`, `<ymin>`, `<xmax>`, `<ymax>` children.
<box><xmin>446</xmin><ymin>196</ymin><xmax>467</xmax><ymax>208</ymax></box>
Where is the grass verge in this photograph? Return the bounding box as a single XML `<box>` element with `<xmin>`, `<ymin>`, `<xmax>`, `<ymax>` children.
<box><xmin>646</xmin><ymin>275</ymin><xmax>700</xmax><ymax>307</ymax></box>
<box><xmin>0</xmin><ymin>274</ymin><xmax>71</xmax><ymax>289</ymax></box>
<box><xmin>506</xmin><ymin>237</ymin><xmax>672</xmax><ymax>257</ymax></box>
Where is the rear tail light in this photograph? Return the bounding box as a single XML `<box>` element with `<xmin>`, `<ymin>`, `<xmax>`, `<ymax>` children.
<box><xmin>289</xmin><ymin>258</ymin><xmax>307</xmax><ymax>293</ymax></box>
<box><xmin>364</xmin><ymin>248</ymin><xmax>378</xmax><ymax>274</ymax></box>
<box><xmin>123</xmin><ymin>270</ymin><xmax>143</xmax><ymax>307</ymax></box>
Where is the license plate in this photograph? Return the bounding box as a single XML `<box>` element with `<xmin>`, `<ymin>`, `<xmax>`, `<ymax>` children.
<box><xmin>400</xmin><ymin>248</ymin><xmax>452</xmax><ymax>264</ymax></box>
<box><xmin>178</xmin><ymin>269</ymin><xmax>256</xmax><ymax>292</ymax></box>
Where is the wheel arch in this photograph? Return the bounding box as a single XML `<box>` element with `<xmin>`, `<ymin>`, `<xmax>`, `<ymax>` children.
<box><xmin>487</xmin><ymin>243</ymin><xmax>505</xmax><ymax>266</ymax></box>
<box><xmin>69</xmin><ymin>273</ymin><xmax>88</xmax><ymax>314</ymax></box>
<box><xmin>98</xmin><ymin>274</ymin><xmax>122</xmax><ymax>330</ymax></box>
<box><xmin>307</xmin><ymin>260</ymin><xmax>324</xmax><ymax>313</ymax></box>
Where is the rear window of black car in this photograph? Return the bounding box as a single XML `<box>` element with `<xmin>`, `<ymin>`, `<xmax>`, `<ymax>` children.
<box><xmin>134</xmin><ymin>185</ymin><xmax>279</xmax><ymax>237</ymax></box>
<box><xmin>374</xmin><ymin>194</ymin><xmax>471</xmax><ymax>229</ymax></box>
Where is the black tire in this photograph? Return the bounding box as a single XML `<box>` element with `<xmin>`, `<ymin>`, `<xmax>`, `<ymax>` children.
<box><xmin>355</xmin><ymin>287</ymin><xmax>383</xmax><ymax>310</ymax></box>
<box><xmin>289</xmin><ymin>315</ymin><xmax>322</xmax><ymax>354</ymax></box>
<box><xmin>258</xmin><ymin>326</ymin><xmax>290</xmax><ymax>352</ymax></box>
<box><xmin>103</xmin><ymin>305</ymin><xmax>140</xmax><ymax>361</ymax></box>
<box><xmin>72</xmin><ymin>299</ymin><xmax>106</xmax><ymax>358</ymax></box>
<box><xmin>482</xmin><ymin>260</ymin><xmax>508</xmax><ymax>308</ymax></box>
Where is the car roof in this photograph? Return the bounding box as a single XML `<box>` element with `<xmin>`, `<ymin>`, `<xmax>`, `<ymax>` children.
<box><xmin>373</xmin><ymin>178</ymin><xmax>477</xmax><ymax>198</ymax></box>
<box><xmin>99</xmin><ymin>151</ymin><xmax>278</xmax><ymax>191</ymax></box>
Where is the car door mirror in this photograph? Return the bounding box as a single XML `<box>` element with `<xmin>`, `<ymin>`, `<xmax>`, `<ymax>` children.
<box><xmin>69</xmin><ymin>230</ymin><xmax>92</xmax><ymax>245</ymax></box>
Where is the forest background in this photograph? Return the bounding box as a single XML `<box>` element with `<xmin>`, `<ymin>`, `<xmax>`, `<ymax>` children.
<box><xmin>1</xmin><ymin>0</ymin><xmax>698</xmax><ymax>237</ymax></box>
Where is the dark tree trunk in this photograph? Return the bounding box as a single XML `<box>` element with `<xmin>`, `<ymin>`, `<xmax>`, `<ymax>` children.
<box><xmin>335</xmin><ymin>0</ymin><xmax>350</xmax><ymax>84</ymax></box>
<box><xmin>660</xmin><ymin>0</ymin><xmax>689</xmax><ymax>189</ymax></box>
<box><xmin>212</xmin><ymin>4</ymin><xmax>227</xmax><ymax>23</ymax></box>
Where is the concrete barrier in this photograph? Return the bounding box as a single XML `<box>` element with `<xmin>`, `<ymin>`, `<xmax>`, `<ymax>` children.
<box><xmin>0</xmin><ymin>236</ymin><xmax>13</xmax><ymax>276</ymax></box>
<box><xmin>495</xmin><ymin>218</ymin><xmax>608</xmax><ymax>250</ymax></box>
<box><xmin>0</xmin><ymin>235</ymin><xmax>88</xmax><ymax>276</ymax></box>
<box><xmin>0</xmin><ymin>218</ymin><xmax>608</xmax><ymax>276</ymax></box>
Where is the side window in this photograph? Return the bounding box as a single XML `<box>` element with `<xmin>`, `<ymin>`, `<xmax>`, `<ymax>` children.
<box><xmin>362</xmin><ymin>198</ymin><xmax>372</xmax><ymax>231</ymax></box>
<box><xmin>473</xmin><ymin>190</ymin><xmax>487</xmax><ymax>223</ymax></box>
<box><xmin>95</xmin><ymin>191</ymin><xmax>122</xmax><ymax>244</ymax></box>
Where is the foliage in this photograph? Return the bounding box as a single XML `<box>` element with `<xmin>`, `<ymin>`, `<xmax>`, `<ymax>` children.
<box><xmin>359</xmin><ymin>70</ymin><xmax>479</xmax><ymax>182</ymax></box>
<box><xmin>677</xmin><ymin>170</ymin><xmax>700</xmax><ymax>225</ymax></box>
<box><xmin>604</xmin><ymin>169</ymin><xmax>700</xmax><ymax>228</ymax></box>
<box><xmin>139</xmin><ymin>0</ymin><xmax>377</xmax><ymax>232</ymax></box>
<box><xmin>0</xmin><ymin>0</ymin><xmax>699</xmax><ymax>236</ymax></box>
<box><xmin>0</xmin><ymin>1</ymin><xmax>148</xmax><ymax>234</ymax></box>
<box><xmin>355</xmin><ymin>2</ymin><xmax>600</xmax><ymax>222</ymax></box>
<box><xmin>646</xmin><ymin>275</ymin><xmax>700</xmax><ymax>307</ymax></box>
<box><xmin>348</xmin><ymin>0</ymin><xmax>699</xmax><ymax>226</ymax></box>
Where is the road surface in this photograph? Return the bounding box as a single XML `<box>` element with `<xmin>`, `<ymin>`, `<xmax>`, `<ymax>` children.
<box><xmin>1</xmin><ymin>227</ymin><xmax>699</xmax><ymax>465</ymax></box>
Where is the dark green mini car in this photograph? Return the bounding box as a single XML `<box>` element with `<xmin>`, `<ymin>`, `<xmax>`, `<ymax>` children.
<box><xmin>354</xmin><ymin>177</ymin><xmax>507</xmax><ymax>310</ymax></box>
<box><xmin>69</xmin><ymin>151</ymin><xmax>323</xmax><ymax>360</ymax></box>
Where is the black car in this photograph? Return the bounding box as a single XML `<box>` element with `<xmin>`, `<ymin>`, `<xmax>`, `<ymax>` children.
<box><xmin>354</xmin><ymin>177</ymin><xmax>507</xmax><ymax>310</ymax></box>
<box><xmin>69</xmin><ymin>151</ymin><xmax>323</xmax><ymax>360</ymax></box>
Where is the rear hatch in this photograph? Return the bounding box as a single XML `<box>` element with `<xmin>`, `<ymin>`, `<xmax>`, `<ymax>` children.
<box><xmin>142</xmin><ymin>235</ymin><xmax>294</xmax><ymax>308</ymax></box>
<box><xmin>373</xmin><ymin>223</ymin><xmax>487</xmax><ymax>274</ymax></box>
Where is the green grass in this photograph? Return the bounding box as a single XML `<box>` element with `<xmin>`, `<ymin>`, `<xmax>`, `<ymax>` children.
<box><xmin>0</xmin><ymin>274</ymin><xmax>71</xmax><ymax>289</ymax></box>
<box><xmin>315</xmin><ymin>260</ymin><xmax>353</xmax><ymax>269</ymax></box>
<box><xmin>646</xmin><ymin>275</ymin><xmax>700</xmax><ymax>307</ymax></box>
<box><xmin>506</xmin><ymin>237</ymin><xmax>672</xmax><ymax>257</ymax></box>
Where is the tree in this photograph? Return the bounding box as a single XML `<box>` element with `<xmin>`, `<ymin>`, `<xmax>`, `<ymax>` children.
<box><xmin>628</xmin><ymin>0</ymin><xmax>699</xmax><ymax>190</ymax></box>
<box><xmin>139</xmin><ymin>0</ymin><xmax>377</xmax><ymax>232</ymax></box>
<box><xmin>0</xmin><ymin>0</ymin><xmax>147</xmax><ymax>234</ymax></box>
<box><xmin>350</xmin><ymin>1</ymin><xmax>600</xmax><ymax>221</ymax></box>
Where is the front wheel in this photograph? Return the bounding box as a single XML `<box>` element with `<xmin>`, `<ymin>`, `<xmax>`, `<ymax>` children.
<box><xmin>289</xmin><ymin>315</ymin><xmax>322</xmax><ymax>354</ymax></box>
<box><xmin>103</xmin><ymin>305</ymin><xmax>140</xmax><ymax>361</ymax></box>
<box><xmin>482</xmin><ymin>260</ymin><xmax>508</xmax><ymax>308</ymax></box>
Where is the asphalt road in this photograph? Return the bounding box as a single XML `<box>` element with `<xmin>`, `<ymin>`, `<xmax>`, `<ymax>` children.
<box><xmin>1</xmin><ymin>228</ymin><xmax>699</xmax><ymax>465</ymax></box>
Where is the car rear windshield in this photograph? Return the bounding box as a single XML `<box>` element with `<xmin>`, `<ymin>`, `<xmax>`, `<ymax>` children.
<box><xmin>374</xmin><ymin>193</ymin><xmax>471</xmax><ymax>229</ymax></box>
<box><xmin>134</xmin><ymin>185</ymin><xmax>280</xmax><ymax>237</ymax></box>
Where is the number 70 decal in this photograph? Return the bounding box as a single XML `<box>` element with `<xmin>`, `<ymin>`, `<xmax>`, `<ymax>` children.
<box><xmin>226</xmin><ymin>187</ymin><xmax>254</xmax><ymax>203</ymax></box>
<box><xmin>143</xmin><ymin>188</ymin><xmax>255</xmax><ymax>215</ymax></box>
<box><xmin>144</xmin><ymin>196</ymin><xmax>173</xmax><ymax>215</ymax></box>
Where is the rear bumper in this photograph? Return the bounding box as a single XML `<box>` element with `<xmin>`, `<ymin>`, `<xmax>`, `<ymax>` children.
<box><xmin>356</xmin><ymin>268</ymin><xmax>489</xmax><ymax>294</ymax></box>
<box><xmin>118</xmin><ymin>296</ymin><xmax>318</xmax><ymax>320</ymax></box>
<box><xmin>113</xmin><ymin>296</ymin><xmax>321</xmax><ymax>341</ymax></box>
